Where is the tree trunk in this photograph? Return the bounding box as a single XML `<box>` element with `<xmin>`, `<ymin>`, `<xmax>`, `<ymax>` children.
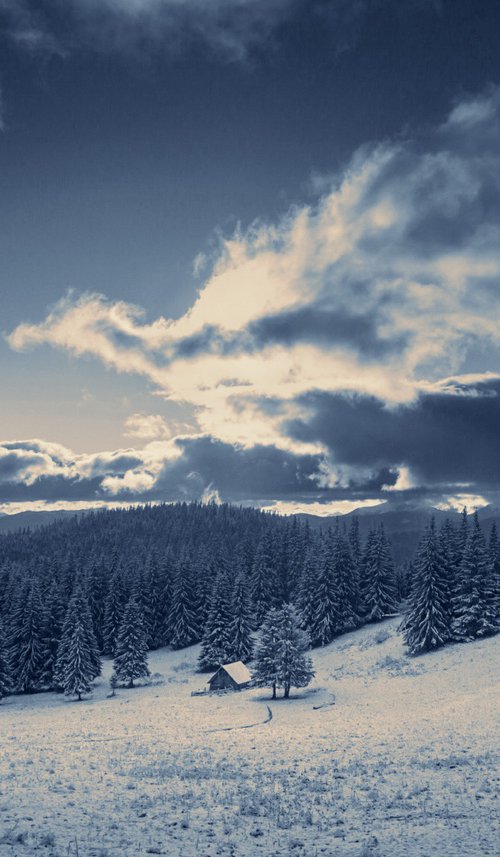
<box><xmin>284</xmin><ymin>683</ymin><xmax>290</xmax><ymax>699</ymax></box>
<box><xmin>272</xmin><ymin>682</ymin><xmax>276</xmax><ymax>699</ymax></box>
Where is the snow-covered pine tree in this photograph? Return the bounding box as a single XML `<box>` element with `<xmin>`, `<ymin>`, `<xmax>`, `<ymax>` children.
<box><xmin>250</xmin><ymin>531</ymin><xmax>280</xmax><ymax>627</ymax></box>
<box><xmin>254</xmin><ymin>605</ymin><xmax>314</xmax><ymax>699</ymax></box>
<box><xmin>332</xmin><ymin>526</ymin><xmax>360</xmax><ymax>632</ymax></box>
<box><xmin>85</xmin><ymin>555</ymin><xmax>107</xmax><ymax>652</ymax></box>
<box><xmin>113</xmin><ymin>597</ymin><xmax>150</xmax><ymax>688</ymax></box>
<box><xmin>438</xmin><ymin>518</ymin><xmax>460</xmax><ymax>611</ymax></box>
<box><xmin>359</xmin><ymin>527</ymin><xmax>376</xmax><ymax>619</ymax></box>
<box><xmin>276</xmin><ymin>604</ymin><xmax>315</xmax><ymax>698</ymax></box>
<box><xmin>295</xmin><ymin>542</ymin><xmax>320</xmax><ymax>635</ymax></box>
<box><xmin>159</xmin><ymin>555</ymin><xmax>174</xmax><ymax>646</ymax></box>
<box><xmin>308</xmin><ymin>531</ymin><xmax>340</xmax><ymax>646</ymax></box>
<box><xmin>102</xmin><ymin>566</ymin><xmax>127</xmax><ymax>657</ymax></box>
<box><xmin>198</xmin><ymin>570</ymin><xmax>233</xmax><ymax>671</ymax></box>
<box><xmin>42</xmin><ymin>581</ymin><xmax>66</xmax><ymax>689</ymax></box>
<box><xmin>362</xmin><ymin>525</ymin><xmax>398</xmax><ymax>622</ymax></box>
<box><xmin>54</xmin><ymin>587</ymin><xmax>101</xmax><ymax>700</ymax></box>
<box><xmin>192</xmin><ymin>545</ymin><xmax>214</xmax><ymax>629</ymax></box>
<box><xmin>457</xmin><ymin>507</ymin><xmax>469</xmax><ymax>564</ymax></box>
<box><xmin>453</xmin><ymin>513</ymin><xmax>497</xmax><ymax>641</ymax></box>
<box><xmin>143</xmin><ymin>550</ymin><xmax>165</xmax><ymax>649</ymax></box>
<box><xmin>0</xmin><ymin>622</ymin><xmax>12</xmax><ymax>701</ymax></box>
<box><xmin>253</xmin><ymin>607</ymin><xmax>281</xmax><ymax>699</ymax></box>
<box><xmin>348</xmin><ymin>516</ymin><xmax>363</xmax><ymax>614</ymax></box>
<box><xmin>488</xmin><ymin>523</ymin><xmax>500</xmax><ymax>625</ymax></box>
<box><xmin>404</xmin><ymin>519</ymin><xmax>451</xmax><ymax>655</ymax></box>
<box><xmin>287</xmin><ymin>517</ymin><xmax>308</xmax><ymax>603</ymax></box>
<box><xmin>9</xmin><ymin>576</ymin><xmax>49</xmax><ymax>694</ymax></box>
<box><xmin>227</xmin><ymin>570</ymin><xmax>254</xmax><ymax>663</ymax></box>
<box><xmin>168</xmin><ymin>553</ymin><xmax>202</xmax><ymax>649</ymax></box>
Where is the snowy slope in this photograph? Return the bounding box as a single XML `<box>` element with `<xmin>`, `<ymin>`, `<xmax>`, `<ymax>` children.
<box><xmin>0</xmin><ymin>619</ymin><xmax>498</xmax><ymax>857</ymax></box>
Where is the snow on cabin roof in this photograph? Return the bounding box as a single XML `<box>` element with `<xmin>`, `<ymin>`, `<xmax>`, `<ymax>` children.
<box><xmin>218</xmin><ymin>661</ymin><xmax>252</xmax><ymax>685</ymax></box>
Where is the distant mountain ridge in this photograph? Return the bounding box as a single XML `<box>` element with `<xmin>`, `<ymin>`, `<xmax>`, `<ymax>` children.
<box><xmin>0</xmin><ymin>509</ymin><xmax>87</xmax><ymax>534</ymax></box>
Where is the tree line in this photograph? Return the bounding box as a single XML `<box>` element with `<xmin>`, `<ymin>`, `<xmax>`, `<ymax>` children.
<box><xmin>0</xmin><ymin>502</ymin><xmax>498</xmax><ymax>701</ymax></box>
<box><xmin>403</xmin><ymin>510</ymin><xmax>500</xmax><ymax>654</ymax></box>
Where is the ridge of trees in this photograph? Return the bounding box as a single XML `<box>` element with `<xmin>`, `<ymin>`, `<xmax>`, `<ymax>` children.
<box><xmin>0</xmin><ymin>502</ymin><xmax>498</xmax><ymax>701</ymax></box>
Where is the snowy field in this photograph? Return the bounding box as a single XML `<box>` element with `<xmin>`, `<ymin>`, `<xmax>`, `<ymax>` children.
<box><xmin>0</xmin><ymin>618</ymin><xmax>498</xmax><ymax>857</ymax></box>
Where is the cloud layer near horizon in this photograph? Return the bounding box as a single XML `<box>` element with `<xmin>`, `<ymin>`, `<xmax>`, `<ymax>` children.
<box><xmin>5</xmin><ymin>87</ymin><xmax>500</xmax><ymax>513</ymax></box>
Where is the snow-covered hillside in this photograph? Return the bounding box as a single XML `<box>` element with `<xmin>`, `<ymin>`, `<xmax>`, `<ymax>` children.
<box><xmin>0</xmin><ymin>619</ymin><xmax>498</xmax><ymax>857</ymax></box>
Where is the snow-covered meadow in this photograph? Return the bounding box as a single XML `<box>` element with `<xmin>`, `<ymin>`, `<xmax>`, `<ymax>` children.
<box><xmin>0</xmin><ymin>618</ymin><xmax>498</xmax><ymax>857</ymax></box>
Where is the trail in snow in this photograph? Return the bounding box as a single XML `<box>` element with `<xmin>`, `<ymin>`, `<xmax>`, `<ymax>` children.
<box><xmin>206</xmin><ymin>704</ymin><xmax>273</xmax><ymax>733</ymax></box>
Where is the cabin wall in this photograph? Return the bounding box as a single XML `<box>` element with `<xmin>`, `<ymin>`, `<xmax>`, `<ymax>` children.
<box><xmin>209</xmin><ymin>671</ymin><xmax>238</xmax><ymax>691</ymax></box>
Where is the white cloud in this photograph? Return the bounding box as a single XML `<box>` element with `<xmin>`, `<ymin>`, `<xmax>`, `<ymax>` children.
<box><xmin>124</xmin><ymin>412</ymin><xmax>171</xmax><ymax>440</ymax></box>
<box><xmin>446</xmin><ymin>93</ymin><xmax>498</xmax><ymax>129</ymax></box>
<box><xmin>0</xmin><ymin>499</ymin><xmax>134</xmax><ymax>516</ymax></box>
<box><xmin>435</xmin><ymin>494</ymin><xmax>490</xmax><ymax>514</ymax></box>
<box><xmin>6</xmin><ymin>88</ymin><xmax>500</xmax><ymax>498</ymax></box>
<box><xmin>261</xmin><ymin>499</ymin><xmax>386</xmax><ymax>517</ymax></box>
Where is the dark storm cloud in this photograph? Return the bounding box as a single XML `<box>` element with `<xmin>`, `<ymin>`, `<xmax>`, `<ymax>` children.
<box><xmin>286</xmin><ymin>378</ymin><xmax>500</xmax><ymax>488</ymax></box>
<box><xmin>173</xmin><ymin>306</ymin><xmax>407</xmax><ymax>362</ymax></box>
<box><xmin>0</xmin><ymin>474</ymin><xmax>104</xmax><ymax>503</ymax></box>
<box><xmin>0</xmin><ymin>435</ymin><xmax>398</xmax><ymax>505</ymax></box>
<box><xmin>153</xmin><ymin>437</ymin><xmax>323</xmax><ymax>502</ymax></box>
<box><xmin>247</xmin><ymin>306</ymin><xmax>407</xmax><ymax>357</ymax></box>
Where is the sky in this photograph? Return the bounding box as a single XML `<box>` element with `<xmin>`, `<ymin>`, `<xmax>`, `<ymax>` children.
<box><xmin>1</xmin><ymin>0</ymin><xmax>500</xmax><ymax>516</ymax></box>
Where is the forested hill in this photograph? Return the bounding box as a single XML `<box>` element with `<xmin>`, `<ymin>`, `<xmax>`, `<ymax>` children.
<box><xmin>1</xmin><ymin>502</ymin><xmax>498</xmax><ymax>700</ymax></box>
<box><xmin>0</xmin><ymin>501</ymin><xmax>404</xmax><ymax>696</ymax></box>
<box><xmin>0</xmin><ymin>503</ymin><xmax>274</xmax><ymax>568</ymax></box>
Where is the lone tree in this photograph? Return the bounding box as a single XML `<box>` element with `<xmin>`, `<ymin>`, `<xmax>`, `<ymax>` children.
<box><xmin>403</xmin><ymin>519</ymin><xmax>451</xmax><ymax>655</ymax></box>
<box><xmin>113</xmin><ymin>598</ymin><xmax>150</xmax><ymax>688</ymax></box>
<box><xmin>54</xmin><ymin>587</ymin><xmax>101</xmax><ymax>700</ymax></box>
<box><xmin>254</xmin><ymin>604</ymin><xmax>315</xmax><ymax>699</ymax></box>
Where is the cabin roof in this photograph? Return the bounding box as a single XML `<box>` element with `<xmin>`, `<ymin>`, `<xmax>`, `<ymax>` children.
<box><xmin>209</xmin><ymin>661</ymin><xmax>252</xmax><ymax>686</ymax></box>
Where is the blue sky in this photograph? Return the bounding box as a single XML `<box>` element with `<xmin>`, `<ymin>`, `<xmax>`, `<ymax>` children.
<box><xmin>1</xmin><ymin>0</ymin><xmax>500</xmax><ymax>514</ymax></box>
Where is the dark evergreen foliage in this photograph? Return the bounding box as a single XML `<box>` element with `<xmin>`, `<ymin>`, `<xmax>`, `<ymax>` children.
<box><xmin>9</xmin><ymin>577</ymin><xmax>48</xmax><ymax>694</ymax></box>
<box><xmin>0</xmin><ymin>501</ymin><xmax>496</xmax><ymax>699</ymax></box>
<box><xmin>169</xmin><ymin>552</ymin><xmax>202</xmax><ymax>649</ymax></box>
<box><xmin>113</xmin><ymin>598</ymin><xmax>150</xmax><ymax>687</ymax></box>
<box><xmin>250</xmin><ymin>531</ymin><xmax>280</xmax><ymax>627</ymax></box>
<box><xmin>227</xmin><ymin>571</ymin><xmax>254</xmax><ymax>663</ymax></box>
<box><xmin>0</xmin><ymin>622</ymin><xmax>12</xmax><ymax>701</ymax></box>
<box><xmin>198</xmin><ymin>570</ymin><xmax>233</xmax><ymax>671</ymax></box>
<box><xmin>54</xmin><ymin>587</ymin><xmax>101</xmax><ymax>700</ymax></box>
<box><xmin>452</xmin><ymin>514</ymin><xmax>497</xmax><ymax>641</ymax></box>
<box><xmin>361</xmin><ymin>526</ymin><xmax>398</xmax><ymax>622</ymax></box>
<box><xmin>253</xmin><ymin>604</ymin><xmax>314</xmax><ymax>699</ymax></box>
<box><xmin>403</xmin><ymin>519</ymin><xmax>451</xmax><ymax>655</ymax></box>
<box><xmin>308</xmin><ymin>532</ymin><xmax>339</xmax><ymax>646</ymax></box>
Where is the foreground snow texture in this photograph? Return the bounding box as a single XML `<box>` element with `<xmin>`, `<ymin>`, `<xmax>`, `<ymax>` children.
<box><xmin>0</xmin><ymin>620</ymin><xmax>498</xmax><ymax>857</ymax></box>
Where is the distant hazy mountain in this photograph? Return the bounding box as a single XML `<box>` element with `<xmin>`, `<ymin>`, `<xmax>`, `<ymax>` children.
<box><xmin>0</xmin><ymin>510</ymin><xmax>86</xmax><ymax>535</ymax></box>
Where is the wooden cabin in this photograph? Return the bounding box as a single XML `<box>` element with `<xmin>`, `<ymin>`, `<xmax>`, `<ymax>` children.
<box><xmin>208</xmin><ymin>661</ymin><xmax>252</xmax><ymax>692</ymax></box>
